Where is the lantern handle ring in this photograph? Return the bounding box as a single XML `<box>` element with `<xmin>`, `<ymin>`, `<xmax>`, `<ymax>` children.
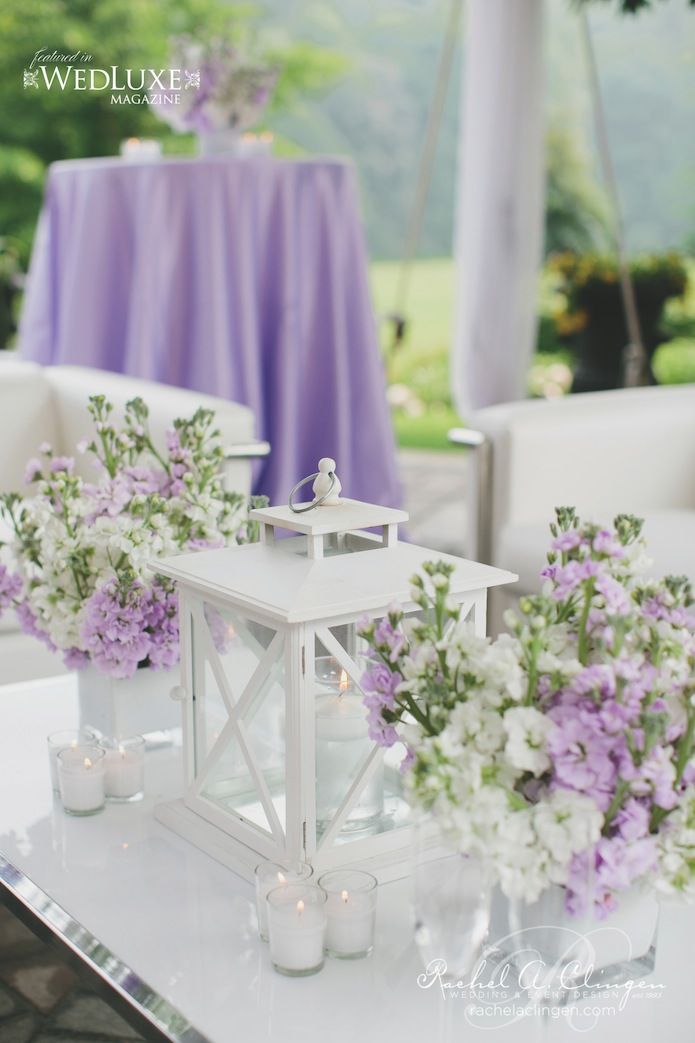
<box><xmin>288</xmin><ymin>471</ymin><xmax>337</xmax><ymax>514</ymax></box>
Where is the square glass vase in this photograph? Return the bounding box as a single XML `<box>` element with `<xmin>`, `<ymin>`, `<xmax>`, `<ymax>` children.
<box><xmin>488</xmin><ymin>883</ymin><xmax>659</xmax><ymax>1002</ymax></box>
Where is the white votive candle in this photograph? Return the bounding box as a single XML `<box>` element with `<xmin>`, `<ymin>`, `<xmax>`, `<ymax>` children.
<box><xmin>119</xmin><ymin>137</ymin><xmax>162</xmax><ymax>160</ymax></box>
<box><xmin>267</xmin><ymin>884</ymin><xmax>327</xmax><ymax>977</ymax></box>
<box><xmin>100</xmin><ymin>736</ymin><xmax>145</xmax><ymax>801</ymax></box>
<box><xmin>254</xmin><ymin>861</ymin><xmax>313</xmax><ymax>942</ymax></box>
<box><xmin>47</xmin><ymin>729</ymin><xmax>97</xmax><ymax>793</ymax></box>
<box><xmin>57</xmin><ymin>746</ymin><xmax>106</xmax><ymax>816</ymax></box>
<box><xmin>319</xmin><ymin>869</ymin><xmax>377</xmax><ymax>959</ymax></box>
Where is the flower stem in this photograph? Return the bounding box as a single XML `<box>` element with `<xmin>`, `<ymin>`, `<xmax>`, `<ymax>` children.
<box><xmin>577</xmin><ymin>579</ymin><xmax>595</xmax><ymax>665</ymax></box>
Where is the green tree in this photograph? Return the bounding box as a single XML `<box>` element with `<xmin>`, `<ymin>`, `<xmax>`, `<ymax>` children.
<box><xmin>544</xmin><ymin>126</ymin><xmax>611</xmax><ymax>256</ymax></box>
<box><xmin>0</xmin><ymin>0</ymin><xmax>345</xmax><ymax>260</ymax></box>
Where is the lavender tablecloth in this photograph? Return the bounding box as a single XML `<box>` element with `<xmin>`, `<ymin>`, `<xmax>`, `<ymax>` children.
<box><xmin>19</xmin><ymin>156</ymin><xmax>401</xmax><ymax>508</ymax></box>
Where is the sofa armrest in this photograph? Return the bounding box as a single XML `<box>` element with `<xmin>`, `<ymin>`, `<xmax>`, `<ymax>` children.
<box><xmin>223</xmin><ymin>440</ymin><xmax>271</xmax><ymax>460</ymax></box>
<box><xmin>448</xmin><ymin>427</ymin><xmax>487</xmax><ymax>449</ymax></box>
<box><xmin>448</xmin><ymin>427</ymin><xmax>493</xmax><ymax>563</ymax></box>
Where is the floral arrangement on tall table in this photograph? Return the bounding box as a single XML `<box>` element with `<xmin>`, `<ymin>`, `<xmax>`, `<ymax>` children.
<box><xmin>0</xmin><ymin>395</ymin><xmax>261</xmax><ymax>678</ymax></box>
<box><xmin>359</xmin><ymin>508</ymin><xmax>695</xmax><ymax>917</ymax></box>
<box><xmin>148</xmin><ymin>35</ymin><xmax>278</xmax><ymax>139</ymax></box>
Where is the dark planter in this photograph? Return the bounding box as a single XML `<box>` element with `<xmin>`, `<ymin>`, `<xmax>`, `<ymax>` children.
<box><xmin>570</xmin><ymin>284</ymin><xmax>668</xmax><ymax>393</ymax></box>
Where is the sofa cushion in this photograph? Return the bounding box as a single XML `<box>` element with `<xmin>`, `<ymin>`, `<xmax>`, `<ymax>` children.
<box><xmin>44</xmin><ymin>366</ymin><xmax>256</xmax><ymax>494</ymax></box>
<box><xmin>497</xmin><ymin>508</ymin><xmax>695</xmax><ymax>595</ymax></box>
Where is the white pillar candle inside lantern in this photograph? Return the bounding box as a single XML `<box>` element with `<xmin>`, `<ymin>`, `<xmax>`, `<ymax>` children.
<box><xmin>254</xmin><ymin>860</ymin><xmax>313</xmax><ymax>942</ymax></box>
<box><xmin>319</xmin><ymin>869</ymin><xmax>378</xmax><ymax>959</ymax></box>
<box><xmin>315</xmin><ymin>660</ymin><xmax>383</xmax><ymax>834</ymax></box>
<box><xmin>47</xmin><ymin>729</ymin><xmax>97</xmax><ymax>793</ymax></box>
<box><xmin>100</xmin><ymin>736</ymin><xmax>145</xmax><ymax>801</ymax></box>
<box><xmin>57</xmin><ymin>745</ymin><xmax>106</xmax><ymax>816</ymax></box>
<box><xmin>153</xmin><ymin>487</ymin><xmax>516</xmax><ymax>883</ymax></box>
<box><xmin>267</xmin><ymin>884</ymin><xmax>327</xmax><ymax>976</ymax></box>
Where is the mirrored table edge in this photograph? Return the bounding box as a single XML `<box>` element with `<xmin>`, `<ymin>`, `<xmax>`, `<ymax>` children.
<box><xmin>0</xmin><ymin>853</ymin><xmax>211</xmax><ymax>1043</ymax></box>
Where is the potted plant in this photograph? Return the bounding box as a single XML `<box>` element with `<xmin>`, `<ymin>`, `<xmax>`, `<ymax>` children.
<box><xmin>551</xmin><ymin>251</ymin><xmax>688</xmax><ymax>392</ymax></box>
<box><xmin>0</xmin><ymin>394</ymin><xmax>263</xmax><ymax>736</ymax></box>
<box><xmin>358</xmin><ymin>509</ymin><xmax>694</xmax><ymax>990</ymax></box>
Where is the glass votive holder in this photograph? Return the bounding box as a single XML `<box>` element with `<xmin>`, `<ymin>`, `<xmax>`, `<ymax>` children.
<box><xmin>254</xmin><ymin>860</ymin><xmax>313</xmax><ymax>942</ymax></box>
<box><xmin>315</xmin><ymin>656</ymin><xmax>353</xmax><ymax>691</ymax></box>
<box><xmin>318</xmin><ymin>869</ymin><xmax>378</xmax><ymax>959</ymax></box>
<box><xmin>267</xmin><ymin>883</ymin><xmax>327</xmax><ymax>977</ymax></box>
<box><xmin>99</xmin><ymin>736</ymin><xmax>145</xmax><ymax>802</ymax></box>
<box><xmin>57</xmin><ymin>745</ymin><xmax>106</xmax><ymax>816</ymax></box>
<box><xmin>47</xmin><ymin>730</ymin><xmax>97</xmax><ymax>793</ymax></box>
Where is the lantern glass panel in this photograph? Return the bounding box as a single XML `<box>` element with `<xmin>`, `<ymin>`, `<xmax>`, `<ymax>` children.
<box><xmin>192</xmin><ymin>603</ymin><xmax>287</xmax><ymax>840</ymax></box>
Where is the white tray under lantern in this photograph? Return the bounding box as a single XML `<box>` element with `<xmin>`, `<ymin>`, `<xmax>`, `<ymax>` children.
<box><xmin>154</xmin><ymin>493</ymin><xmax>516</xmax><ymax>882</ymax></box>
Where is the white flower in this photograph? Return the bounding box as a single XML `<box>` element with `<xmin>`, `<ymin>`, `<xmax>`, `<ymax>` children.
<box><xmin>503</xmin><ymin>706</ymin><xmax>553</xmax><ymax>776</ymax></box>
<box><xmin>447</xmin><ymin>700</ymin><xmax>506</xmax><ymax>757</ymax></box>
<box><xmin>533</xmin><ymin>791</ymin><xmax>603</xmax><ymax>868</ymax></box>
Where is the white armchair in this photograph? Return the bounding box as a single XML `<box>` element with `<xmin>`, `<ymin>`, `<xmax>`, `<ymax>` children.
<box><xmin>451</xmin><ymin>383</ymin><xmax>695</xmax><ymax>632</ymax></box>
<box><xmin>0</xmin><ymin>358</ymin><xmax>269</xmax><ymax>682</ymax></box>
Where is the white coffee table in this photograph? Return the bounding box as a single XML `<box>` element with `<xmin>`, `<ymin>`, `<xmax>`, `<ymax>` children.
<box><xmin>0</xmin><ymin>675</ymin><xmax>692</xmax><ymax>1042</ymax></box>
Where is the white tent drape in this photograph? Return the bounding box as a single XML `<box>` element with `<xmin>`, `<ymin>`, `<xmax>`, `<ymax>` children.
<box><xmin>451</xmin><ymin>0</ymin><xmax>546</xmax><ymax>413</ymax></box>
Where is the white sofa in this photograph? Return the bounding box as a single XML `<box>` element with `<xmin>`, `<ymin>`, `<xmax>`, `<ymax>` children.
<box><xmin>451</xmin><ymin>383</ymin><xmax>695</xmax><ymax>632</ymax></box>
<box><xmin>0</xmin><ymin>358</ymin><xmax>268</xmax><ymax>683</ymax></box>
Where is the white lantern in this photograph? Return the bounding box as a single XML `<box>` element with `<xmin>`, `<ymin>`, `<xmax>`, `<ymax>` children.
<box><xmin>154</xmin><ymin>498</ymin><xmax>516</xmax><ymax>881</ymax></box>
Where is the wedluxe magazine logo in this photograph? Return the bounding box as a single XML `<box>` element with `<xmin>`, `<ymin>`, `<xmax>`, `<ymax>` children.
<box><xmin>23</xmin><ymin>47</ymin><xmax>199</xmax><ymax>106</ymax></box>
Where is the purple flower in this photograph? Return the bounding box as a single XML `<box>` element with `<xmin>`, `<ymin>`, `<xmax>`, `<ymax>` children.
<box><xmin>373</xmin><ymin>617</ymin><xmax>406</xmax><ymax>662</ymax></box>
<box><xmin>366</xmin><ymin>710</ymin><xmax>399</xmax><ymax>747</ymax></box>
<box><xmin>361</xmin><ymin>662</ymin><xmax>401</xmax><ymax>702</ymax></box>
<box><xmin>49</xmin><ymin>456</ymin><xmax>74</xmax><ymax>474</ymax></box>
<box><xmin>24</xmin><ymin>458</ymin><xmax>42</xmax><ymax>484</ymax></box>
<box><xmin>568</xmin><ymin>664</ymin><xmax>615</xmax><ymax>701</ymax></box>
<box><xmin>63</xmin><ymin>647</ymin><xmax>90</xmax><ymax>670</ymax></box>
<box><xmin>15</xmin><ymin>601</ymin><xmax>56</xmax><ymax>652</ymax></box>
<box><xmin>551</xmin><ymin>559</ymin><xmax>601</xmax><ymax>601</ymax></box>
<box><xmin>565</xmin><ymin>834</ymin><xmax>657</xmax><ymax>918</ymax></box>
<box><xmin>614</xmin><ymin>798</ymin><xmax>650</xmax><ymax>842</ymax></box>
<box><xmin>0</xmin><ymin>566</ymin><xmax>22</xmax><ymax>613</ymax></box>
<box><xmin>593</xmin><ymin>530</ymin><xmax>625</xmax><ymax>558</ymax></box>
<box><xmin>400</xmin><ymin>746</ymin><xmax>416</xmax><ymax>773</ymax></box>
<box><xmin>547</xmin><ymin>710</ymin><xmax>617</xmax><ymax>810</ymax></box>
<box><xmin>595</xmin><ymin>574</ymin><xmax>630</xmax><ymax>616</ymax></box>
<box><xmin>144</xmin><ymin>584</ymin><xmax>180</xmax><ymax>670</ymax></box>
<box><xmin>80</xmin><ymin>579</ymin><xmax>152</xmax><ymax>679</ymax></box>
<box><xmin>552</xmin><ymin>530</ymin><xmax>582</xmax><ymax>552</ymax></box>
<box><xmin>628</xmin><ymin>746</ymin><xmax>678</xmax><ymax>810</ymax></box>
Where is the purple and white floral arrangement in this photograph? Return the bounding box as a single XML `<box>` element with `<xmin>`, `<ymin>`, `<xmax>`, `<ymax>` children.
<box><xmin>0</xmin><ymin>396</ymin><xmax>260</xmax><ymax>678</ymax></box>
<box><xmin>358</xmin><ymin>508</ymin><xmax>695</xmax><ymax>916</ymax></box>
<box><xmin>148</xmin><ymin>35</ymin><xmax>278</xmax><ymax>135</ymax></box>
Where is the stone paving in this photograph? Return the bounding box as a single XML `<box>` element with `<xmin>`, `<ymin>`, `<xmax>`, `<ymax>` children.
<box><xmin>0</xmin><ymin>449</ymin><xmax>464</xmax><ymax>1042</ymax></box>
<box><xmin>0</xmin><ymin>905</ymin><xmax>145</xmax><ymax>1041</ymax></box>
<box><xmin>398</xmin><ymin>447</ymin><xmax>470</xmax><ymax>555</ymax></box>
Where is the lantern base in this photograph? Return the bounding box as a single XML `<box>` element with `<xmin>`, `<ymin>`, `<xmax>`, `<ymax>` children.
<box><xmin>154</xmin><ymin>799</ymin><xmax>416</xmax><ymax>884</ymax></box>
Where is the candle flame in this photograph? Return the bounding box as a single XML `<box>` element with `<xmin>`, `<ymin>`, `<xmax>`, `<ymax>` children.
<box><xmin>339</xmin><ymin>670</ymin><xmax>349</xmax><ymax>692</ymax></box>
<box><xmin>297</xmin><ymin>899</ymin><xmax>305</xmax><ymax>917</ymax></box>
<box><xmin>341</xmin><ymin>889</ymin><xmax>349</xmax><ymax>904</ymax></box>
<box><xmin>277</xmin><ymin>871</ymin><xmax>286</xmax><ymax>884</ymax></box>
<box><xmin>84</xmin><ymin>757</ymin><xmax>93</xmax><ymax>770</ymax></box>
<box><xmin>118</xmin><ymin>743</ymin><xmax>126</xmax><ymax>757</ymax></box>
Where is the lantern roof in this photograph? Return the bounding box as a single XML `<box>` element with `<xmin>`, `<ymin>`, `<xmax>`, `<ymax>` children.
<box><xmin>249</xmin><ymin>498</ymin><xmax>409</xmax><ymax>537</ymax></box>
<box><xmin>154</xmin><ymin>539</ymin><xmax>517</xmax><ymax>624</ymax></box>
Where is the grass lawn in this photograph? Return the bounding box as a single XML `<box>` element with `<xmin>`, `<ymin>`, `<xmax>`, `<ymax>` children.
<box><xmin>369</xmin><ymin>256</ymin><xmax>695</xmax><ymax>450</ymax></box>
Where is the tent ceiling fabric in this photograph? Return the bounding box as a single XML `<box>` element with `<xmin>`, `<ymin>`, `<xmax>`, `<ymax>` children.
<box><xmin>452</xmin><ymin>0</ymin><xmax>546</xmax><ymax>413</ymax></box>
